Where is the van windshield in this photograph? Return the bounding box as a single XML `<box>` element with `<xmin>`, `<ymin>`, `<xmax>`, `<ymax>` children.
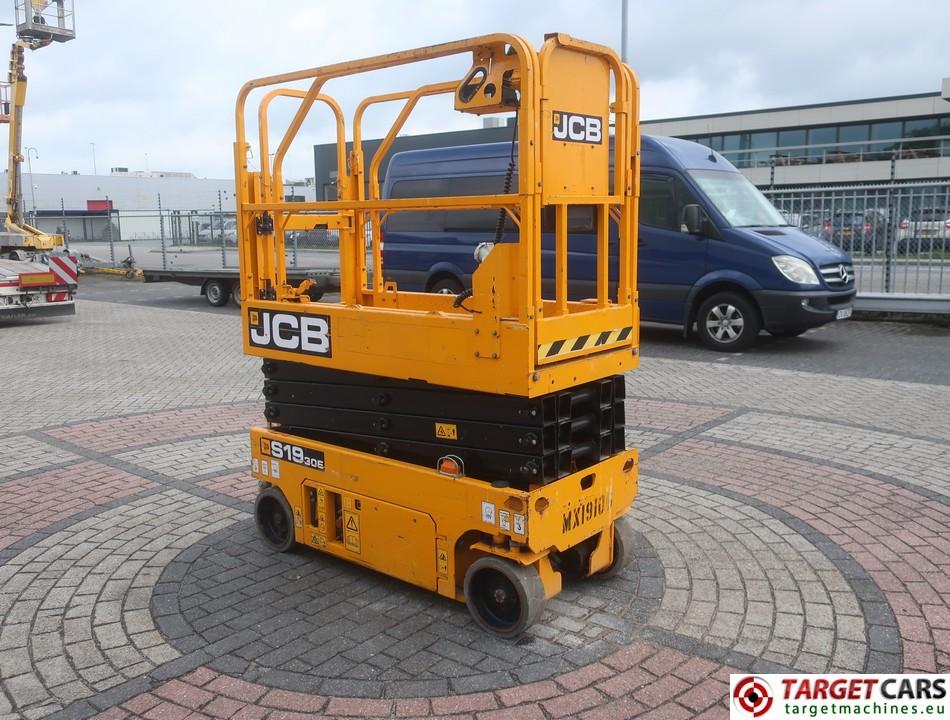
<box><xmin>689</xmin><ymin>170</ymin><xmax>787</xmax><ymax>227</ymax></box>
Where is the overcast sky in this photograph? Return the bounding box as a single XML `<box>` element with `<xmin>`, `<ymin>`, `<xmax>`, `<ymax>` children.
<box><xmin>12</xmin><ymin>0</ymin><xmax>950</xmax><ymax>181</ymax></box>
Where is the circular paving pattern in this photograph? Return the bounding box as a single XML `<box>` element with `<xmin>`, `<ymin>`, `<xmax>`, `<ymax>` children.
<box><xmin>151</xmin><ymin>520</ymin><xmax>662</xmax><ymax>697</ymax></box>
<box><xmin>1</xmin><ymin>321</ymin><xmax>948</xmax><ymax>720</ymax></box>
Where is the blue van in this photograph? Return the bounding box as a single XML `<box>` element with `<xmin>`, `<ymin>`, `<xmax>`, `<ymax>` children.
<box><xmin>380</xmin><ymin>135</ymin><xmax>855</xmax><ymax>351</ymax></box>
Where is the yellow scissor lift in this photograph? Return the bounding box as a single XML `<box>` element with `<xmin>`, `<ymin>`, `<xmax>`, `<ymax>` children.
<box><xmin>236</xmin><ymin>33</ymin><xmax>641</xmax><ymax>636</ymax></box>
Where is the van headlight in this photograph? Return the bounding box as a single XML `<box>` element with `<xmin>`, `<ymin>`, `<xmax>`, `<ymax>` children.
<box><xmin>772</xmin><ymin>255</ymin><xmax>819</xmax><ymax>286</ymax></box>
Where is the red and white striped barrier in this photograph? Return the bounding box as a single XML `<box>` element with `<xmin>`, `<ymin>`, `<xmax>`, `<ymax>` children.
<box><xmin>48</xmin><ymin>254</ymin><xmax>78</xmax><ymax>286</ymax></box>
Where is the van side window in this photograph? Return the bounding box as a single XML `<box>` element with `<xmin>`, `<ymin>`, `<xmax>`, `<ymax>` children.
<box><xmin>386</xmin><ymin>176</ymin><xmax>508</xmax><ymax>233</ymax></box>
<box><xmin>640</xmin><ymin>175</ymin><xmax>676</xmax><ymax>230</ymax></box>
<box><xmin>640</xmin><ymin>174</ymin><xmax>699</xmax><ymax>232</ymax></box>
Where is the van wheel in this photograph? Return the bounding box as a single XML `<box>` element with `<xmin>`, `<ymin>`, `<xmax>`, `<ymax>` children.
<box><xmin>696</xmin><ymin>292</ymin><xmax>760</xmax><ymax>352</ymax></box>
<box><xmin>430</xmin><ymin>277</ymin><xmax>464</xmax><ymax>295</ymax></box>
<box><xmin>205</xmin><ymin>279</ymin><xmax>231</xmax><ymax>306</ymax></box>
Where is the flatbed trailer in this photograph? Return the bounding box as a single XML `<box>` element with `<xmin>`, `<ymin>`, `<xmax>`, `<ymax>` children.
<box><xmin>142</xmin><ymin>267</ymin><xmax>340</xmax><ymax>307</ymax></box>
<box><xmin>0</xmin><ymin>254</ymin><xmax>78</xmax><ymax>320</ymax></box>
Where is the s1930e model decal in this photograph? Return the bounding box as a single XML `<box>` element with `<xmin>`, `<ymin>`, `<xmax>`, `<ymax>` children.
<box><xmin>248</xmin><ymin>309</ymin><xmax>331</xmax><ymax>357</ymax></box>
<box><xmin>260</xmin><ymin>438</ymin><xmax>326</xmax><ymax>471</ymax></box>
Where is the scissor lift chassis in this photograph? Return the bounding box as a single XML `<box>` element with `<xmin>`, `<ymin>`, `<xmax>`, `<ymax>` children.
<box><xmin>252</xmin><ymin>426</ymin><xmax>637</xmax><ymax>635</ymax></box>
<box><xmin>238</xmin><ymin>33</ymin><xmax>642</xmax><ymax>635</ymax></box>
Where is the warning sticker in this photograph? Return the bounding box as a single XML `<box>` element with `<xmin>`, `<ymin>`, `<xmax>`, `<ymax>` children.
<box><xmin>252</xmin><ymin>458</ymin><xmax>259</xmax><ymax>473</ymax></box>
<box><xmin>481</xmin><ymin>501</ymin><xmax>496</xmax><ymax>526</ymax></box>
<box><xmin>270</xmin><ymin>459</ymin><xmax>280</xmax><ymax>479</ymax></box>
<box><xmin>513</xmin><ymin>513</ymin><xmax>526</xmax><ymax>535</ymax></box>
<box><xmin>498</xmin><ymin>510</ymin><xmax>511</xmax><ymax>532</ymax></box>
<box><xmin>343</xmin><ymin>510</ymin><xmax>361</xmax><ymax>553</ymax></box>
<box><xmin>435</xmin><ymin>422</ymin><xmax>458</xmax><ymax>440</ymax></box>
<box><xmin>437</xmin><ymin>549</ymin><xmax>448</xmax><ymax>575</ymax></box>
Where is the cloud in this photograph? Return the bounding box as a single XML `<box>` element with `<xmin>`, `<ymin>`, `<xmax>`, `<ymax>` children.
<box><xmin>8</xmin><ymin>0</ymin><xmax>949</xmax><ymax>190</ymax></box>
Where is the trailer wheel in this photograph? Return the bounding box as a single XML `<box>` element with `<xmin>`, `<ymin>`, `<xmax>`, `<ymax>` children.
<box><xmin>464</xmin><ymin>557</ymin><xmax>546</xmax><ymax>637</ymax></box>
<box><xmin>205</xmin><ymin>279</ymin><xmax>231</xmax><ymax>306</ymax></box>
<box><xmin>596</xmin><ymin>515</ymin><xmax>635</xmax><ymax>579</ymax></box>
<box><xmin>255</xmin><ymin>487</ymin><xmax>296</xmax><ymax>552</ymax></box>
<box><xmin>231</xmin><ymin>280</ymin><xmax>242</xmax><ymax>306</ymax></box>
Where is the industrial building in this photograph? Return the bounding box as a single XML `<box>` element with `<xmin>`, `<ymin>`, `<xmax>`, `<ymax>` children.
<box><xmin>311</xmin><ymin>78</ymin><xmax>950</xmax><ymax>191</ymax></box>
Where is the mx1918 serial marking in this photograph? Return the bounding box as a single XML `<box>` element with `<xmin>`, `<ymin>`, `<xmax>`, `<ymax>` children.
<box><xmin>562</xmin><ymin>495</ymin><xmax>606</xmax><ymax>532</ymax></box>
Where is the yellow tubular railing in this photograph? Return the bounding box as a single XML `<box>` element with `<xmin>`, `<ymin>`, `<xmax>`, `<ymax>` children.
<box><xmin>234</xmin><ymin>33</ymin><xmax>639</xmax><ymax>397</ymax></box>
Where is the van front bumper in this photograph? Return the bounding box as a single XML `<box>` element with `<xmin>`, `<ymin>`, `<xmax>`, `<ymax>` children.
<box><xmin>752</xmin><ymin>289</ymin><xmax>855</xmax><ymax>332</ymax></box>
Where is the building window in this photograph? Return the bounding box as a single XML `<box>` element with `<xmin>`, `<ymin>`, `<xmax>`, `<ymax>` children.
<box><xmin>838</xmin><ymin>124</ymin><xmax>869</xmax><ymax>158</ymax></box>
<box><xmin>868</xmin><ymin>121</ymin><xmax>902</xmax><ymax>159</ymax></box>
<box><xmin>749</xmin><ymin>131</ymin><xmax>777</xmax><ymax>167</ymax></box>
<box><xmin>807</xmin><ymin>126</ymin><xmax>837</xmax><ymax>161</ymax></box>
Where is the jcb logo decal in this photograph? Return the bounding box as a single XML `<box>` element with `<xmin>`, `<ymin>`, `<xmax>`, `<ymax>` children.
<box><xmin>248</xmin><ymin>308</ymin><xmax>331</xmax><ymax>357</ymax></box>
<box><xmin>562</xmin><ymin>495</ymin><xmax>606</xmax><ymax>532</ymax></box>
<box><xmin>552</xmin><ymin>110</ymin><xmax>603</xmax><ymax>144</ymax></box>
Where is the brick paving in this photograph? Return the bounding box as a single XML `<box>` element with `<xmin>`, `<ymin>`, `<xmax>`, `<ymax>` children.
<box><xmin>0</xmin><ymin>298</ymin><xmax>947</xmax><ymax>719</ymax></box>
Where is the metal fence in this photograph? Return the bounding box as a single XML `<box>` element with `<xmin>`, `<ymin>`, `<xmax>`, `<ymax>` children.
<box><xmin>29</xmin><ymin>185</ymin><xmax>950</xmax><ymax>308</ymax></box>
<box><xmin>764</xmin><ymin>182</ymin><xmax>950</xmax><ymax>302</ymax></box>
<box><xmin>30</xmin><ymin>198</ymin><xmax>339</xmax><ymax>272</ymax></box>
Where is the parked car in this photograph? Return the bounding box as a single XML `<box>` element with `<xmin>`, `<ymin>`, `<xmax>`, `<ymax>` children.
<box><xmin>898</xmin><ymin>207</ymin><xmax>950</xmax><ymax>254</ymax></box>
<box><xmin>197</xmin><ymin>218</ymin><xmax>238</xmax><ymax>245</ymax></box>
<box><xmin>821</xmin><ymin>209</ymin><xmax>888</xmax><ymax>255</ymax></box>
<box><xmin>380</xmin><ymin>136</ymin><xmax>855</xmax><ymax>352</ymax></box>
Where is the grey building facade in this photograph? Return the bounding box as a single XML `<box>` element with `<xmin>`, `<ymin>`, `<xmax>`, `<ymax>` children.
<box><xmin>312</xmin><ymin>82</ymin><xmax>950</xmax><ymax>190</ymax></box>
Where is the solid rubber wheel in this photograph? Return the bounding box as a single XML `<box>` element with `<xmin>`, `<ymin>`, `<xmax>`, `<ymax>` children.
<box><xmin>255</xmin><ymin>487</ymin><xmax>296</xmax><ymax>552</ymax></box>
<box><xmin>597</xmin><ymin>514</ymin><xmax>635</xmax><ymax>579</ymax></box>
<box><xmin>696</xmin><ymin>291</ymin><xmax>761</xmax><ymax>352</ymax></box>
<box><xmin>769</xmin><ymin>328</ymin><xmax>808</xmax><ymax>338</ymax></box>
<box><xmin>464</xmin><ymin>556</ymin><xmax>546</xmax><ymax>638</ymax></box>
<box><xmin>429</xmin><ymin>277</ymin><xmax>464</xmax><ymax>295</ymax></box>
<box><xmin>205</xmin><ymin>279</ymin><xmax>231</xmax><ymax>307</ymax></box>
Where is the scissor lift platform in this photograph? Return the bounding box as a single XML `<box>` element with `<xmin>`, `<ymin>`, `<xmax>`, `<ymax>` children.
<box><xmin>237</xmin><ymin>32</ymin><xmax>642</xmax><ymax>635</ymax></box>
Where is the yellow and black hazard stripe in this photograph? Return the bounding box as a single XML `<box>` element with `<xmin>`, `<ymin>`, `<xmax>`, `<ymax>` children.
<box><xmin>539</xmin><ymin>326</ymin><xmax>633</xmax><ymax>360</ymax></box>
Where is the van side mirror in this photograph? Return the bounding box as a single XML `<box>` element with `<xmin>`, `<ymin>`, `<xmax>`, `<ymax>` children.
<box><xmin>682</xmin><ymin>204</ymin><xmax>703</xmax><ymax>234</ymax></box>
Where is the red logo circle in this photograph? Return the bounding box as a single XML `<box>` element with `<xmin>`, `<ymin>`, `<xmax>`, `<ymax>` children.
<box><xmin>733</xmin><ymin>676</ymin><xmax>774</xmax><ymax>718</ymax></box>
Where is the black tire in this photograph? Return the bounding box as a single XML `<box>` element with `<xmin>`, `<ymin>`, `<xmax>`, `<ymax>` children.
<box><xmin>254</xmin><ymin>487</ymin><xmax>296</xmax><ymax>552</ymax></box>
<box><xmin>307</xmin><ymin>286</ymin><xmax>325</xmax><ymax>302</ymax></box>
<box><xmin>464</xmin><ymin>556</ymin><xmax>546</xmax><ymax>638</ymax></box>
<box><xmin>597</xmin><ymin>515</ymin><xmax>635</xmax><ymax>580</ymax></box>
<box><xmin>429</xmin><ymin>276</ymin><xmax>464</xmax><ymax>295</ymax></box>
<box><xmin>230</xmin><ymin>280</ymin><xmax>242</xmax><ymax>307</ymax></box>
<box><xmin>205</xmin><ymin>279</ymin><xmax>231</xmax><ymax>307</ymax></box>
<box><xmin>770</xmin><ymin>328</ymin><xmax>808</xmax><ymax>338</ymax></box>
<box><xmin>696</xmin><ymin>291</ymin><xmax>761</xmax><ymax>352</ymax></box>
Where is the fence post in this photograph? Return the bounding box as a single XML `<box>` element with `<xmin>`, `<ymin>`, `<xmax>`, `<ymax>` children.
<box><xmin>884</xmin><ymin>153</ymin><xmax>896</xmax><ymax>293</ymax></box>
<box><xmin>60</xmin><ymin>197</ymin><xmax>67</xmax><ymax>251</ymax></box>
<box><xmin>105</xmin><ymin>195</ymin><xmax>115</xmax><ymax>267</ymax></box>
<box><xmin>218</xmin><ymin>189</ymin><xmax>226</xmax><ymax>269</ymax></box>
<box><xmin>158</xmin><ymin>193</ymin><xmax>167</xmax><ymax>271</ymax></box>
